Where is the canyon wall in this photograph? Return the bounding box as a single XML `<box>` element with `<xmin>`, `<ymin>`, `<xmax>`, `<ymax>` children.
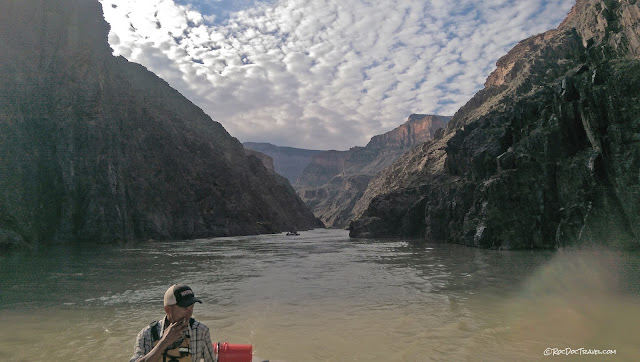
<box><xmin>0</xmin><ymin>0</ymin><xmax>322</xmax><ymax>250</ymax></box>
<box><xmin>350</xmin><ymin>0</ymin><xmax>640</xmax><ymax>250</ymax></box>
<box><xmin>242</xmin><ymin>142</ymin><xmax>322</xmax><ymax>184</ymax></box>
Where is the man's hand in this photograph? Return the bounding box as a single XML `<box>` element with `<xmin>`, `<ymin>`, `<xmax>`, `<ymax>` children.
<box><xmin>162</xmin><ymin>318</ymin><xmax>189</xmax><ymax>345</ymax></box>
<box><xmin>134</xmin><ymin>319</ymin><xmax>189</xmax><ymax>362</ymax></box>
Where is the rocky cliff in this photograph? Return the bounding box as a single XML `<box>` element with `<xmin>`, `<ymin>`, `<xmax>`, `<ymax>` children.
<box><xmin>296</xmin><ymin>114</ymin><xmax>450</xmax><ymax>228</ymax></box>
<box><xmin>350</xmin><ymin>0</ymin><xmax>640</xmax><ymax>250</ymax></box>
<box><xmin>242</xmin><ymin>142</ymin><xmax>322</xmax><ymax>184</ymax></box>
<box><xmin>0</xmin><ymin>0</ymin><xmax>322</xmax><ymax>250</ymax></box>
<box><xmin>243</xmin><ymin>148</ymin><xmax>275</xmax><ymax>173</ymax></box>
<box><xmin>367</xmin><ymin>114</ymin><xmax>449</xmax><ymax>150</ymax></box>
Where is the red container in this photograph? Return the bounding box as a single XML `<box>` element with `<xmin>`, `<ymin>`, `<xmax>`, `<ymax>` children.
<box><xmin>214</xmin><ymin>342</ymin><xmax>253</xmax><ymax>362</ymax></box>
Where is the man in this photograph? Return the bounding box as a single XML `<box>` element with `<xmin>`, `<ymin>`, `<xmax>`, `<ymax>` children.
<box><xmin>130</xmin><ymin>284</ymin><xmax>216</xmax><ymax>362</ymax></box>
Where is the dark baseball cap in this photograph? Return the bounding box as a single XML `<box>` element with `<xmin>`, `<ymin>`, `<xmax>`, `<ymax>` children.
<box><xmin>164</xmin><ymin>284</ymin><xmax>202</xmax><ymax>307</ymax></box>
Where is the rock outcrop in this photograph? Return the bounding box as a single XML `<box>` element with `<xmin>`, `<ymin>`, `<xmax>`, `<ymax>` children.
<box><xmin>242</xmin><ymin>142</ymin><xmax>322</xmax><ymax>184</ymax></box>
<box><xmin>297</xmin><ymin>114</ymin><xmax>450</xmax><ymax>228</ymax></box>
<box><xmin>0</xmin><ymin>0</ymin><xmax>322</xmax><ymax>250</ymax></box>
<box><xmin>350</xmin><ymin>0</ymin><xmax>640</xmax><ymax>250</ymax></box>
<box><xmin>244</xmin><ymin>148</ymin><xmax>275</xmax><ymax>173</ymax></box>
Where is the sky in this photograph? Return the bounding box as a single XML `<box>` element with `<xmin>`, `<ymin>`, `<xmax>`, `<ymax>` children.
<box><xmin>99</xmin><ymin>0</ymin><xmax>575</xmax><ymax>150</ymax></box>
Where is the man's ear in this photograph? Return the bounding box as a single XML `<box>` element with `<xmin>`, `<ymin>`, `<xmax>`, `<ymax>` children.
<box><xmin>164</xmin><ymin>305</ymin><xmax>171</xmax><ymax>317</ymax></box>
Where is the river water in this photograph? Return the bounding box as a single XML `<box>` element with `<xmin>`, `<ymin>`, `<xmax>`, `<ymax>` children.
<box><xmin>0</xmin><ymin>229</ymin><xmax>638</xmax><ymax>361</ymax></box>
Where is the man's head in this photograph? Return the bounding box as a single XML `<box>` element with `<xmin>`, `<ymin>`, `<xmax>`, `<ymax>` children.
<box><xmin>163</xmin><ymin>284</ymin><xmax>202</xmax><ymax>323</ymax></box>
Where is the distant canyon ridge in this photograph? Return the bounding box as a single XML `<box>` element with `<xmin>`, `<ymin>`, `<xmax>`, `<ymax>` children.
<box><xmin>244</xmin><ymin>114</ymin><xmax>450</xmax><ymax>228</ymax></box>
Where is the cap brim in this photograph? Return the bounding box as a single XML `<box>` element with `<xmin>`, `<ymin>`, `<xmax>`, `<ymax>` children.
<box><xmin>176</xmin><ymin>297</ymin><xmax>202</xmax><ymax>307</ymax></box>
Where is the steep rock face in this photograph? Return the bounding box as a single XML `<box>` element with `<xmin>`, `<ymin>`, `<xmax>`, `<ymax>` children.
<box><xmin>300</xmin><ymin>174</ymin><xmax>373</xmax><ymax>228</ymax></box>
<box><xmin>244</xmin><ymin>148</ymin><xmax>275</xmax><ymax>173</ymax></box>
<box><xmin>242</xmin><ymin>142</ymin><xmax>322</xmax><ymax>184</ymax></box>
<box><xmin>350</xmin><ymin>0</ymin><xmax>640</xmax><ymax>250</ymax></box>
<box><xmin>297</xmin><ymin>150</ymin><xmax>354</xmax><ymax>187</ymax></box>
<box><xmin>367</xmin><ymin>114</ymin><xmax>447</xmax><ymax>150</ymax></box>
<box><xmin>0</xmin><ymin>0</ymin><xmax>322</xmax><ymax>249</ymax></box>
<box><xmin>297</xmin><ymin>114</ymin><xmax>450</xmax><ymax>228</ymax></box>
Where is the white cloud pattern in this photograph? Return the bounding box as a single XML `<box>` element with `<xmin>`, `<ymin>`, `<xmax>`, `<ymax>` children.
<box><xmin>100</xmin><ymin>0</ymin><xmax>575</xmax><ymax>150</ymax></box>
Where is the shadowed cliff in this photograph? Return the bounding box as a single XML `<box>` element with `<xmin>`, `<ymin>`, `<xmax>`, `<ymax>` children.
<box><xmin>0</xmin><ymin>0</ymin><xmax>322</xmax><ymax>249</ymax></box>
<box><xmin>350</xmin><ymin>0</ymin><xmax>640</xmax><ymax>249</ymax></box>
<box><xmin>242</xmin><ymin>142</ymin><xmax>323</xmax><ymax>185</ymax></box>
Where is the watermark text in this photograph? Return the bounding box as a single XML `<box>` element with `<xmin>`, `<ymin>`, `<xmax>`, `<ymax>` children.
<box><xmin>544</xmin><ymin>348</ymin><xmax>616</xmax><ymax>356</ymax></box>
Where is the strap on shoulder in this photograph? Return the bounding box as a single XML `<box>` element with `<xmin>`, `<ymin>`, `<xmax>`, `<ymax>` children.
<box><xmin>149</xmin><ymin>320</ymin><xmax>161</xmax><ymax>342</ymax></box>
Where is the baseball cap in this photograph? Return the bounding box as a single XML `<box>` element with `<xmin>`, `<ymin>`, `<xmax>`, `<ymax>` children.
<box><xmin>164</xmin><ymin>284</ymin><xmax>202</xmax><ymax>307</ymax></box>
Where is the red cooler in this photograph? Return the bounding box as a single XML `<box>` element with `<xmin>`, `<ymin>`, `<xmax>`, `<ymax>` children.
<box><xmin>214</xmin><ymin>342</ymin><xmax>253</xmax><ymax>362</ymax></box>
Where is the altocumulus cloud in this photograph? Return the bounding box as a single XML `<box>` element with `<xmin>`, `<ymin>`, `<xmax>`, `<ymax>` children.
<box><xmin>100</xmin><ymin>0</ymin><xmax>574</xmax><ymax>150</ymax></box>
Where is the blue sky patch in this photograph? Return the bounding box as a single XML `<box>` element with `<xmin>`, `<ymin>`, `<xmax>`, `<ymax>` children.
<box><xmin>174</xmin><ymin>0</ymin><xmax>276</xmax><ymax>24</ymax></box>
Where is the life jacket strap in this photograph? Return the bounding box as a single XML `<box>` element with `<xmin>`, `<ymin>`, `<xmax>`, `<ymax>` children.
<box><xmin>149</xmin><ymin>318</ymin><xmax>196</xmax><ymax>362</ymax></box>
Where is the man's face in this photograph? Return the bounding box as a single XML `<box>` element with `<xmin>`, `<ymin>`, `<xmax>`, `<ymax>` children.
<box><xmin>166</xmin><ymin>303</ymin><xmax>194</xmax><ymax>323</ymax></box>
